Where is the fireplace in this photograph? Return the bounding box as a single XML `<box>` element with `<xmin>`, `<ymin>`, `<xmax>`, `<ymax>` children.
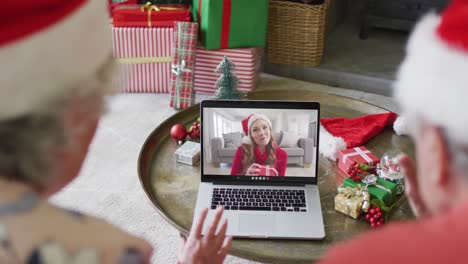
<box><xmin>359</xmin><ymin>0</ymin><xmax>449</xmax><ymax>39</ymax></box>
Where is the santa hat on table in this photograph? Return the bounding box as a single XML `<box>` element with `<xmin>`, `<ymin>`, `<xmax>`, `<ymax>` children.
<box><xmin>241</xmin><ymin>114</ymin><xmax>273</xmax><ymax>145</ymax></box>
<box><xmin>393</xmin><ymin>0</ymin><xmax>468</xmax><ymax>145</ymax></box>
<box><xmin>320</xmin><ymin>112</ymin><xmax>398</xmax><ymax>160</ymax></box>
<box><xmin>0</xmin><ymin>0</ymin><xmax>112</xmax><ymax>121</ymax></box>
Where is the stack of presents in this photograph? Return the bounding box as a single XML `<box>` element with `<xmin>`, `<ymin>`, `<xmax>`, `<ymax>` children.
<box><xmin>333</xmin><ymin>146</ymin><xmax>405</xmax><ymax>227</ymax></box>
<box><xmin>109</xmin><ymin>0</ymin><xmax>267</xmax><ymax>109</ymax></box>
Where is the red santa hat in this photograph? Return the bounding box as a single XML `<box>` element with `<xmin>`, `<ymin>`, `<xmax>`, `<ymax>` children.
<box><xmin>0</xmin><ymin>0</ymin><xmax>112</xmax><ymax>121</ymax></box>
<box><xmin>242</xmin><ymin>113</ymin><xmax>273</xmax><ymax>145</ymax></box>
<box><xmin>394</xmin><ymin>0</ymin><xmax>468</xmax><ymax>145</ymax></box>
<box><xmin>320</xmin><ymin>112</ymin><xmax>398</xmax><ymax>160</ymax></box>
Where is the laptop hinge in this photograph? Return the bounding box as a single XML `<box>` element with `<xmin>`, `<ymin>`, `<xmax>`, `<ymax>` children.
<box><xmin>212</xmin><ymin>181</ymin><xmax>306</xmax><ymax>187</ymax></box>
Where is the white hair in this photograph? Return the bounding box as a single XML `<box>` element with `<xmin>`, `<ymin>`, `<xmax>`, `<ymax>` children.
<box><xmin>0</xmin><ymin>57</ymin><xmax>118</xmax><ymax>188</ymax></box>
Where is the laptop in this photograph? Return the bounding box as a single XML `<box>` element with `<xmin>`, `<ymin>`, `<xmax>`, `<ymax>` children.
<box><xmin>194</xmin><ymin>100</ymin><xmax>325</xmax><ymax>239</ymax></box>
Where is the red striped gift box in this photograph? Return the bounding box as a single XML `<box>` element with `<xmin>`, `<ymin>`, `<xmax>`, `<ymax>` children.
<box><xmin>194</xmin><ymin>47</ymin><xmax>261</xmax><ymax>94</ymax></box>
<box><xmin>112</xmin><ymin>27</ymin><xmax>173</xmax><ymax>93</ymax></box>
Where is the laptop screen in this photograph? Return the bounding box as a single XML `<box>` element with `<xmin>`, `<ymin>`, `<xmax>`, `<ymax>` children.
<box><xmin>201</xmin><ymin>100</ymin><xmax>319</xmax><ymax>184</ymax></box>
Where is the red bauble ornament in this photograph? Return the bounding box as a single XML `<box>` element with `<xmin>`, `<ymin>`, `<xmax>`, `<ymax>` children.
<box><xmin>170</xmin><ymin>124</ymin><xmax>188</xmax><ymax>143</ymax></box>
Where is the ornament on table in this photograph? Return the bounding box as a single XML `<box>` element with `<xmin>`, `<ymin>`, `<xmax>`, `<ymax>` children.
<box><xmin>320</xmin><ymin>112</ymin><xmax>398</xmax><ymax>160</ymax></box>
<box><xmin>170</xmin><ymin>22</ymin><xmax>198</xmax><ymax>109</ymax></box>
<box><xmin>345</xmin><ymin>160</ymin><xmax>377</xmax><ymax>182</ymax></box>
<box><xmin>365</xmin><ymin>205</ymin><xmax>385</xmax><ymax>228</ymax></box>
<box><xmin>377</xmin><ymin>149</ymin><xmax>405</xmax><ymax>194</ymax></box>
<box><xmin>213</xmin><ymin>56</ymin><xmax>244</xmax><ymax>100</ymax></box>
<box><xmin>188</xmin><ymin>117</ymin><xmax>201</xmax><ymax>139</ymax></box>
<box><xmin>170</xmin><ymin>124</ymin><xmax>188</xmax><ymax>145</ymax></box>
<box><xmin>334</xmin><ymin>185</ymin><xmax>370</xmax><ymax>219</ymax></box>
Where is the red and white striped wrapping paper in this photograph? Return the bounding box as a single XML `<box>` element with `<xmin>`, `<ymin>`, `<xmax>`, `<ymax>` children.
<box><xmin>194</xmin><ymin>47</ymin><xmax>262</xmax><ymax>94</ymax></box>
<box><xmin>112</xmin><ymin>27</ymin><xmax>173</xmax><ymax>93</ymax></box>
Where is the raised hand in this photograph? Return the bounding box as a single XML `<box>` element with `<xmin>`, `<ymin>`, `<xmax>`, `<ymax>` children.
<box><xmin>177</xmin><ymin>207</ymin><xmax>232</xmax><ymax>264</ymax></box>
<box><xmin>399</xmin><ymin>154</ymin><xmax>429</xmax><ymax>218</ymax></box>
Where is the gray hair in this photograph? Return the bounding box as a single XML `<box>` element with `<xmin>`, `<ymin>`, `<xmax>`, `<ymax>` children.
<box><xmin>0</xmin><ymin>56</ymin><xmax>118</xmax><ymax>188</ymax></box>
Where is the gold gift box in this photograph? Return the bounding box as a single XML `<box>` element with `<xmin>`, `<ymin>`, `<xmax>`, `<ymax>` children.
<box><xmin>334</xmin><ymin>185</ymin><xmax>370</xmax><ymax>219</ymax></box>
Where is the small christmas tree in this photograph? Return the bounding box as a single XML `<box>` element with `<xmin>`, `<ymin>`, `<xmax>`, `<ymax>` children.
<box><xmin>214</xmin><ymin>56</ymin><xmax>244</xmax><ymax>100</ymax></box>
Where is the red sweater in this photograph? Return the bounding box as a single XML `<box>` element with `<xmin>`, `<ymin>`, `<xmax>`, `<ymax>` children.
<box><xmin>230</xmin><ymin>145</ymin><xmax>288</xmax><ymax>176</ymax></box>
<box><xmin>319</xmin><ymin>200</ymin><xmax>468</xmax><ymax>264</ymax></box>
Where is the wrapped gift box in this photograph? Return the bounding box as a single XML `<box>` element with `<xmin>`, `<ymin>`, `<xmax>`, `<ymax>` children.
<box><xmin>112</xmin><ymin>4</ymin><xmax>191</xmax><ymax>28</ymax></box>
<box><xmin>343</xmin><ymin>177</ymin><xmax>398</xmax><ymax>205</ymax></box>
<box><xmin>258</xmin><ymin>165</ymin><xmax>278</xmax><ymax>177</ymax></box>
<box><xmin>112</xmin><ymin>27</ymin><xmax>173</xmax><ymax>93</ymax></box>
<box><xmin>170</xmin><ymin>22</ymin><xmax>198</xmax><ymax>109</ymax></box>
<box><xmin>192</xmin><ymin>0</ymin><xmax>269</xmax><ymax>49</ymax></box>
<box><xmin>194</xmin><ymin>47</ymin><xmax>261</xmax><ymax>94</ymax></box>
<box><xmin>338</xmin><ymin>146</ymin><xmax>380</xmax><ymax>177</ymax></box>
<box><xmin>175</xmin><ymin>141</ymin><xmax>201</xmax><ymax>165</ymax></box>
<box><xmin>334</xmin><ymin>185</ymin><xmax>369</xmax><ymax>219</ymax></box>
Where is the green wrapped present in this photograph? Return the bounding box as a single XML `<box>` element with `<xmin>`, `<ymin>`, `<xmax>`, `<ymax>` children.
<box><xmin>192</xmin><ymin>0</ymin><xmax>269</xmax><ymax>49</ymax></box>
<box><xmin>343</xmin><ymin>176</ymin><xmax>398</xmax><ymax>205</ymax></box>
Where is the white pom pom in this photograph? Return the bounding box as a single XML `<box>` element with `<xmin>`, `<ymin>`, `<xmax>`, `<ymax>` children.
<box><xmin>319</xmin><ymin>127</ymin><xmax>347</xmax><ymax>161</ymax></box>
<box><xmin>393</xmin><ymin>116</ymin><xmax>408</xmax><ymax>136</ymax></box>
<box><xmin>242</xmin><ymin>136</ymin><xmax>252</xmax><ymax>145</ymax></box>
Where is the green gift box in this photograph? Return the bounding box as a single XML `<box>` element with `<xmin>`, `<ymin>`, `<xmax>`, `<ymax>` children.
<box><xmin>343</xmin><ymin>177</ymin><xmax>398</xmax><ymax>205</ymax></box>
<box><xmin>192</xmin><ymin>0</ymin><xmax>269</xmax><ymax>50</ymax></box>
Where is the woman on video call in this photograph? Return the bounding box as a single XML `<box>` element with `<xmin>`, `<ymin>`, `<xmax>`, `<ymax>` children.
<box><xmin>230</xmin><ymin>114</ymin><xmax>288</xmax><ymax>176</ymax></box>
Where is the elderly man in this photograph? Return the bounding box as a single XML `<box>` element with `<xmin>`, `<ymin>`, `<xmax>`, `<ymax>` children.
<box><xmin>320</xmin><ymin>0</ymin><xmax>468</xmax><ymax>263</ymax></box>
<box><xmin>0</xmin><ymin>1</ymin><xmax>230</xmax><ymax>263</ymax></box>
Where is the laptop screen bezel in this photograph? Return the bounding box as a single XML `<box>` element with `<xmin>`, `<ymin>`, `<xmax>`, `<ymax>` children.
<box><xmin>200</xmin><ymin>100</ymin><xmax>320</xmax><ymax>185</ymax></box>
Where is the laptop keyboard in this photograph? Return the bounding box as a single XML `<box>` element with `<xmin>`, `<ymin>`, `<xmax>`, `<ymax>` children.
<box><xmin>211</xmin><ymin>187</ymin><xmax>307</xmax><ymax>212</ymax></box>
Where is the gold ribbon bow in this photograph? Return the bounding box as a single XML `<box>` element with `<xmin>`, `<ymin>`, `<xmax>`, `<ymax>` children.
<box><xmin>338</xmin><ymin>185</ymin><xmax>370</xmax><ymax>213</ymax></box>
<box><xmin>141</xmin><ymin>2</ymin><xmax>159</xmax><ymax>27</ymax></box>
<box><xmin>141</xmin><ymin>2</ymin><xmax>187</xmax><ymax>28</ymax></box>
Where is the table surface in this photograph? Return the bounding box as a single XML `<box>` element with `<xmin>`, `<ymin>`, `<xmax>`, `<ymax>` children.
<box><xmin>138</xmin><ymin>86</ymin><xmax>415</xmax><ymax>263</ymax></box>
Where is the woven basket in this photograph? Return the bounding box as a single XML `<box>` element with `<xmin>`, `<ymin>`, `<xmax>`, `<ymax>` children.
<box><xmin>267</xmin><ymin>0</ymin><xmax>330</xmax><ymax>66</ymax></box>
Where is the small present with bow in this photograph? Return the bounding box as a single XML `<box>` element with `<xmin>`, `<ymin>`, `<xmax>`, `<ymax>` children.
<box><xmin>338</xmin><ymin>146</ymin><xmax>380</xmax><ymax>177</ymax></box>
<box><xmin>112</xmin><ymin>2</ymin><xmax>191</xmax><ymax>28</ymax></box>
<box><xmin>343</xmin><ymin>174</ymin><xmax>398</xmax><ymax>205</ymax></box>
<box><xmin>334</xmin><ymin>185</ymin><xmax>371</xmax><ymax>219</ymax></box>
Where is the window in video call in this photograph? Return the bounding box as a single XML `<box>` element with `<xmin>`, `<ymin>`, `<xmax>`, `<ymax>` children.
<box><xmin>203</xmin><ymin>107</ymin><xmax>318</xmax><ymax>178</ymax></box>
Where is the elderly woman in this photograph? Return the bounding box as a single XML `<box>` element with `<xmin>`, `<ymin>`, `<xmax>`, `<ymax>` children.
<box><xmin>0</xmin><ymin>1</ymin><xmax>230</xmax><ymax>263</ymax></box>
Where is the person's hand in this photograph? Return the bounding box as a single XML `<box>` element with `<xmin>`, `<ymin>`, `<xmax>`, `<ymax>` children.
<box><xmin>177</xmin><ymin>207</ymin><xmax>232</xmax><ymax>264</ymax></box>
<box><xmin>399</xmin><ymin>154</ymin><xmax>429</xmax><ymax>218</ymax></box>
<box><xmin>245</xmin><ymin>163</ymin><xmax>261</xmax><ymax>176</ymax></box>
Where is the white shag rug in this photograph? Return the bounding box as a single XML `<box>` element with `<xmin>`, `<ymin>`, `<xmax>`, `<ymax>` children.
<box><xmin>50</xmin><ymin>93</ymin><xmax>259</xmax><ymax>263</ymax></box>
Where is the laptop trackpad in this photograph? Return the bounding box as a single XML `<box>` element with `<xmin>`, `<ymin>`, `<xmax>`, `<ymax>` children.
<box><xmin>239</xmin><ymin>214</ymin><xmax>276</xmax><ymax>234</ymax></box>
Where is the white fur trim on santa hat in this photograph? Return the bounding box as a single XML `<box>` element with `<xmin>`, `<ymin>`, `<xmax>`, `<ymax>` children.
<box><xmin>243</xmin><ymin>113</ymin><xmax>272</xmax><ymax>145</ymax></box>
<box><xmin>393</xmin><ymin>116</ymin><xmax>408</xmax><ymax>136</ymax></box>
<box><xmin>0</xmin><ymin>0</ymin><xmax>112</xmax><ymax>121</ymax></box>
<box><xmin>319</xmin><ymin>126</ymin><xmax>347</xmax><ymax>161</ymax></box>
<box><xmin>394</xmin><ymin>13</ymin><xmax>468</xmax><ymax>145</ymax></box>
<box><xmin>242</xmin><ymin>136</ymin><xmax>252</xmax><ymax>145</ymax></box>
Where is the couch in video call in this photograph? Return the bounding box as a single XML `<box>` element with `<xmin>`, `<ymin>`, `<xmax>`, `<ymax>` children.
<box><xmin>210</xmin><ymin>131</ymin><xmax>315</xmax><ymax>168</ymax></box>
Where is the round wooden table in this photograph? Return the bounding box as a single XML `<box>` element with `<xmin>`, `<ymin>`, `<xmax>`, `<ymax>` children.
<box><xmin>138</xmin><ymin>89</ymin><xmax>414</xmax><ymax>263</ymax></box>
